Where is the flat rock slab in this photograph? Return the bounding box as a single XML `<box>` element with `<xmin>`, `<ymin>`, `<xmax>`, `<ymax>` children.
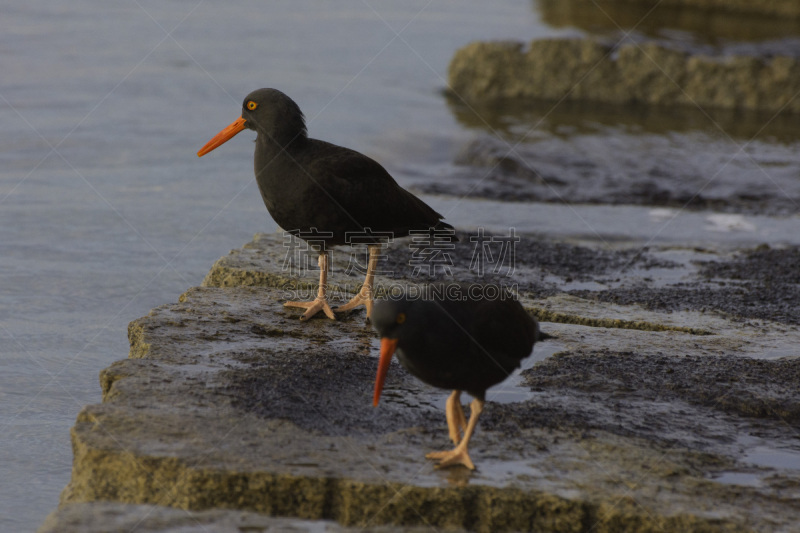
<box><xmin>54</xmin><ymin>233</ymin><xmax>800</xmax><ymax>532</ymax></box>
<box><xmin>448</xmin><ymin>39</ymin><xmax>800</xmax><ymax>112</ymax></box>
<box><xmin>448</xmin><ymin>38</ymin><xmax>800</xmax><ymax>113</ymax></box>
<box><xmin>555</xmin><ymin>0</ymin><xmax>800</xmax><ymax>18</ymax></box>
<box><xmin>39</xmin><ymin>502</ymin><xmax>443</xmax><ymax>533</ymax></box>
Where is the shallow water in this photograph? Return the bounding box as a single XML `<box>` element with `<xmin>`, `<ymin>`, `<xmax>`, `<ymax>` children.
<box><xmin>712</xmin><ymin>436</ymin><xmax>800</xmax><ymax>487</ymax></box>
<box><xmin>2</xmin><ymin>1</ymin><xmax>799</xmax><ymax>531</ymax></box>
<box><xmin>1</xmin><ymin>2</ymin><xmax>558</xmax><ymax>530</ymax></box>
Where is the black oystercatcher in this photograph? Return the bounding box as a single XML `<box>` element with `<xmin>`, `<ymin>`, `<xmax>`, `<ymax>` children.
<box><xmin>198</xmin><ymin>88</ymin><xmax>453</xmax><ymax>321</ymax></box>
<box><xmin>371</xmin><ymin>283</ymin><xmax>539</xmax><ymax>469</ymax></box>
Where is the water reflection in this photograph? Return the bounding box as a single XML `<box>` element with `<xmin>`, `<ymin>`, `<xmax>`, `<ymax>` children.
<box><xmin>445</xmin><ymin>94</ymin><xmax>800</xmax><ymax>143</ymax></box>
<box><xmin>536</xmin><ymin>0</ymin><xmax>800</xmax><ymax>44</ymax></box>
<box><xmin>437</xmin><ymin>92</ymin><xmax>800</xmax><ymax>215</ymax></box>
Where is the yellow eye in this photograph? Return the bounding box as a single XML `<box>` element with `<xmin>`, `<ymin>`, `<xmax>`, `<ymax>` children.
<box><xmin>246</xmin><ymin>101</ymin><xmax>258</xmax><ymax>111</ymax></box>
<box><xmin>396</xmin><ymin>312</ymin><xmax>406</xmax><ymax>324</ymax></box>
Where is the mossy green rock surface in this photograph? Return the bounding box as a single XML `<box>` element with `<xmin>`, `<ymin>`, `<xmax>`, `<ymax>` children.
<box><xmin>50</xmin><ymin>233</ymin><xmax>800</xmax><ymax>532</ymax></box>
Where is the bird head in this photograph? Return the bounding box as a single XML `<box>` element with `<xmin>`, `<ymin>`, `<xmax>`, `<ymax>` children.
<box><xmin>370</xmin><ymin>297</ymin><xmax>416</xmax><ymax>407</ymax></box>
<box><xmin>197</xmin><ymin>88</ymin><xmax>307</xmax><ymax>157</ymax></box>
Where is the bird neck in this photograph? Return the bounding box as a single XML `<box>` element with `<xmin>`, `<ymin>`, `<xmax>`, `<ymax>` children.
<box><xmin>253</xmin><ymin>132</ymin><xmax>309</xmax><ymax>196</ymax></box>
<box><xmin>255</xmin><ymin>127</ymin><xmax>307</xmax><ymax>154</ymax></box>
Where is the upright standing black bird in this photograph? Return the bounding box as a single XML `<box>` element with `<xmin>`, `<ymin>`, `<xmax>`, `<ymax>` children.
<box><xmin>371</xmin><ymin>283</ymin><xmax>539</xmax><ymax>470</ymax></box>
<box><xmin>198</xmin><ymin>88</ymin><xmax>453</xmax><ymax>321</ymax></box>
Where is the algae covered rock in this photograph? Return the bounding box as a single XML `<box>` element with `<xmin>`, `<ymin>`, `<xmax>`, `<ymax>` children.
<box><xmin>45</xmin><ymin>233</ymin><xmax>800</xmax><ymax>532</ymax></box>
<box><xmin>448</xmin><ymin>38</ymin><xmax>800</xmax><ymax>113</ymax></box>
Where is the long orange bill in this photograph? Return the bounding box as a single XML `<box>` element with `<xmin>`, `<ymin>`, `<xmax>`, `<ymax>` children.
<box><xmin>373</xmin><ymin>338</ymin><xmax>399</xmax><ymax>407</ymax></box>
<box><xmin>197</xmin><ymin>116</ymin><xmax>248</xmax><ymax>157</ymax></box>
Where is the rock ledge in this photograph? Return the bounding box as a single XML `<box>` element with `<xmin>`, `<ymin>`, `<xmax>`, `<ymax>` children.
<box><xmin>45</xmin><ymin>233</ymin><xmax>800</xmax><ymax>532</ymax></box>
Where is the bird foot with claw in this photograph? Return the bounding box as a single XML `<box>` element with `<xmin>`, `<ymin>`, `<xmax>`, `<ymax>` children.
<box><xmin>332</xmin><ymin>289</ymin><xmax>373</xmax><ymax>318</ymax></box>
<box><xmin>425</xmin><ymin>448</ymin><xmax>476</xmax><ymax>470</ymax></box>
<box><xmin>284</xmin><ymin>297</ymin><xmax>336</xmax><ymax>321</ymax></box>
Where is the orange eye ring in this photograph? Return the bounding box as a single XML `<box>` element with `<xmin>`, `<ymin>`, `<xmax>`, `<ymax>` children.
<box><xmin>246</xmin><ymin>101</ymin><xmax>258</xmax><ymax>111</ymax></box>
<box><xmin>396</xmin><ymin>312</ymin><xmax>406</xmax><ymax>324</ymax></box>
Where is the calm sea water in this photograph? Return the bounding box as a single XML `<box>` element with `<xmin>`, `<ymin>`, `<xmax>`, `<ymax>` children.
<box><xmin>0</xmin><ymin>2</ymin><xmax>559</xmax><ymax>530</ymax></box>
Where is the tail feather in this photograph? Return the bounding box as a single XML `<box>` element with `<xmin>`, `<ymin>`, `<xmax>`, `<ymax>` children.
<box><xmin>434</xmin><ymin>220</ymin><xmax>458</xmax><ymax>242</ymax></box>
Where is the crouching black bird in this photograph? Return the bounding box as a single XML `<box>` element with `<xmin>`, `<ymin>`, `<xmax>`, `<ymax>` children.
<box><xmin>371</xmin><ymin>283</ymin><xmax>539</xmax><ymax>469</ymax></box>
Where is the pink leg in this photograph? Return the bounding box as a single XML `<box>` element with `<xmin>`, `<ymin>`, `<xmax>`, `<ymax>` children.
<box><xmin>445</xmin><ymin>390</ymin><xmax>467</xmax><ymax>445</ymax></box>
<box><xmin>334</xmin><ymin>244</ymin><xmax>380</xmax><ymax>320</ymax></box>
<box><xmin>426</xmin><ymin>397</ymin><xmax>484</xmax><ymax>470</ymax></box>
<box><xmin>284</xmin><ymin>252</ymin><xmax>336</xmax><ymax>321</ymax></box>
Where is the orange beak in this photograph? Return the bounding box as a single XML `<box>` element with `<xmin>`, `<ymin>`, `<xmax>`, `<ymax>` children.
<box><xmin>197</xmin><ymin>116</ymin><xmax>248</xmax><ymax>157</ymax></box>
<box><xmin>373</xmin><ymin>338</ymin><xmax>399</xmax><ymax>407</ymax></box>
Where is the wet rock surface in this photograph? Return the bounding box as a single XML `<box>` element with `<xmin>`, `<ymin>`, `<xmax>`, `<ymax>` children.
<box><xmin>551</xmin><ymin>0</ymin><xmax>800</xmax><ymax>19</ymax></box>
<box><xmin>524</xmin><ymin>350</ymin><xmax>800</xmax><ymax>424</ymax></box>
<box><xmin>40</xmin><ymin>502</ymin><xmax>439</xmax><ymax>533</ymax></box>
<box><xmin>537</xmin><ymin>1</ymin><xmax>800</xmax><ymax>42</ymax></box>
<box><xmin>448</xmin><ymin>39</ymin><xmax>800</xmax><ymax>113</ymax></box>
<box><xmin>51</xmin><ymin>232</ymin><xmax>800</xmax><ymax>532</ymax></box>
<box><xmin>571</xmin><ymin>245</ymin><xmax>800</xmax><ymax>325</ymax></box>
<box><xmin>416</xmin><ymin>132</ymin><xmax>800</xmax><ymax>216</ymax></box>
<box><xmin>379</xmin><ymin>231</ymin><xmax>676</xmax><ymax>298</ymax></box>
<box><xmin>438</xmin><ymin>35</ymin><xmax>800</xmax><ymax>215</ymax></box>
